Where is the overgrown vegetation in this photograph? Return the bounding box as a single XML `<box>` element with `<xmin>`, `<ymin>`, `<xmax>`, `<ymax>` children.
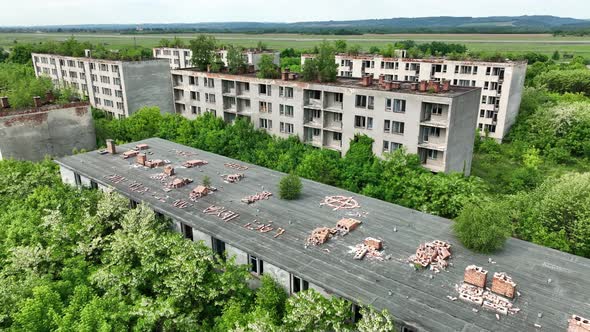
<box><xmin>0</xmin><ymin>159</ymin><xmax>395</xmax><ymax>330</ymax></box>
<box><xmin>279</xmin><ymin>173</ymin><xmax>302</xmax><ymax>200</ymax></box>
<box><xmin>301</xmin><ymin>41</ymin><xmax>338</xmax><ymax>82</ymax></box>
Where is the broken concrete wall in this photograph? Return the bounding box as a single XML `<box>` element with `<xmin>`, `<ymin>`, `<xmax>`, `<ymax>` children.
<box><xmin>59</xmin><ymin>165</ymin><xmax>76</xmax><ymax>186</ymax></box>
<box><xmin>226</xmin><ymin>244</ymin><xmax>248</xmax><ymax>266</ymax></box>
<box><xmin>264</xmin><ymin>262</ymin><xmax>291</xmax><ymax>293</ymax></box>
<box><xmin>0</xmin><ymin>103</ymin><xmax>96</xmax><ymax>161</ymax></box>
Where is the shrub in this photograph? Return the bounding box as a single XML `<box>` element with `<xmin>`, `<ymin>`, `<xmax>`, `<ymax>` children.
<box><xmin>279</xmin><ymin>173</ymin><xmax>302</xmax><ymax>200</ymax></box>
<box><xmin>453</xmin><ymin>201</ymin><xmax>512</xmax><ymax>253</ymax></box>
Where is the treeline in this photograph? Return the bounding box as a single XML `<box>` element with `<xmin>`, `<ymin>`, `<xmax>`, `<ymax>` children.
<box><xmin>94</xmin><ymin>108</ymin><xmax>484</xmax><ymax>219</ymax></box>
<box><xmin>0</xmin><ymin>160</ymin><xmax>395</xmax><ymax>331</ymax></box>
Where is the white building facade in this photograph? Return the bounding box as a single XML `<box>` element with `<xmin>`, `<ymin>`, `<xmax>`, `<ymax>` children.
<box><xmin>302</xmin><ymin>54</ymin><xmax>527</xmax><ymax>140</ymax></box>
<box><xmin>32</xmin><ymin>53</ymin><xmax>174</xmax><ymax>117</ymax></box>
<box><xmin>153</xmin><ymin>47</ymin><xmax>281</xmax><ymax>70</ymax></box>
<box><xmin>170</xmin><ymin>69</ymin><xmax>481</xmax><ymax>175</ymax></box>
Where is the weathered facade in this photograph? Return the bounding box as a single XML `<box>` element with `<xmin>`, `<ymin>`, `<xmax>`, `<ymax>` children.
<box><xmin>0</xmin><ymin>101</ymin><xmax>95</xmax><ymax>161</ymax></box>
<box><xmin>302</xmin><ymin>53</ymin><xmax>527</xmax><ymax>140</ymax></box>
<box><xmin>153</xmin><ymin>47</ymin><xmax>281</xmax><ymax>70</ymax></box>
<box><xmin>32</xmin><ymin>53</ymin><xmax>174</xmax><ymax>117</ymax></box>
<box><xmin>170</xmin><ymin>69</ymin><xmax>480</xmax><ymax>175</ymax></box>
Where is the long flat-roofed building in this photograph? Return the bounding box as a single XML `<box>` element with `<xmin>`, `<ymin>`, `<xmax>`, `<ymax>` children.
<box><xmin>153</xmin><ymin>47</ymin><xmax>280</xmax><ymax>70</ymax></box>
<box><xmin>56</xmin><ymin>137</ymin><xmax>590</xmax><ymax>332</ymax></box>
<box><xmin>170</xmin><ymin>69</ymin><xmax>481</xmax><ymax>175</ymax></box>
<box><xmin>302</xmin><ymin>53</ymin><xmax>527</xmax><ymax>141</ymax></box>
<box><xmin>32</xmin><ymin>52</ymin><xmax>174</xmax><ymax>118</ymax></box>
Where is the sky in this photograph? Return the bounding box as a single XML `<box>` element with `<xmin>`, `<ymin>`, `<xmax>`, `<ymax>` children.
<box><xmin>1</xmin><ymin>0</ymin><xmax>589</xmax><ymax>26</ymax></box>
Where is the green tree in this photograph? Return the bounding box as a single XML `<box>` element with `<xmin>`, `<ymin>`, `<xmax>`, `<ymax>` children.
<box><xmin>334</xmin><ymin>39</ymin><xmax>348</xmax><ymax>53</ymax></box>
<box><xmin>279</xmin><ymin>173</ymin><xmax>302</xmax><ymax>200</ymax></box>
<box><xmin>301</xmin><ymin>41</ymin><xmax>338</xmax><ymax>82</ymax></box>
<box><xmin>552</xmin><ymin>50</ymin><xmax>561</xmax><ymax>61</ymax></box>
<box><xmin>256</xmin><ymin>54</ymin><xmax>280</xmax><ymax>79</ymax></box>
<box><xmin>357</xmin><ymin>306</ymin><xmax>395</xmax><ymax>332</ymax></box>
<box><xmin>0</xmin><ymin>47</ymin><xmax>8</xmax><ymax>63</ymax></box>
<box><xmin>453</xmin><ymin>201</ymin><xmax>512</xmax><ymax>253</ymax></box>
<box><xmin>189</xmin><ymin>35</ymin><xmax>218</xmax><ymax>71</ymax></box>
<box><xmin>283</xmin><ymin>289</ymin><xmax>352</xmax><ymax>332</ymax></box>
<box><xmin>202</xmin><ymin>175</ymin><xmax>211</xmax><ymax>188</ymax></box>
<box><xmin>296</xmin><ymin>149</ymin><xmax>342</xmax><ymax>186</ymax></box>
<box><xmin>159</xmin><ymin>38</ymin><xmax>171</xmax><ymax>47</ymax></box>
<box><xmin>226</xmin><ymin>45</ymin><xmax>247</xmax><ymax>74</ymax></box>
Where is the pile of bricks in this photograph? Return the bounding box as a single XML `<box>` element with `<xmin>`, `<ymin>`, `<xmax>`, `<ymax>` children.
<box><xmin>202</xmin><ymin>205</ymin><xmax>240</xmax><ymax>222</ymax></box>
<box><xmin>172</xmin><ymin>149</ymin><xmax>197</xmax><ymax>157</ymax></box>
<box><xmin>306</xmin><ymin>227</ymin><xmax>334</xmax><ymax>246</ymax></box>
<box><xmin>454</xmin><ymin>265</ymin><xmax>520</xmax><ymax>316</ymax></box>
<box><xmin>145</xmin><ymin>159</ymin><xmax>166</xmax><ymax>168</ymax></box>
<box><xmin>135</xmin><ymin>144</ymin><xmax>149</xmax><ymax>150</ymax></box>
<box><xmin>104</xmin><ymin>174</ymin><xmax>126</xmax><ymax>184</ymax></box>
<box><xmin>128</xmin><ymin>182</ymin><xmax>149</xmax><ymax>194</ymax></box>
<box><xmin>183</xmin><ymin>159</ymin><xmax>208</xmax><ymax>168</ymax></box>
<box><xmin>168</xmin><ymin>178</ymin><xmax>193</xmax><ymax>189</ymax></box>
<box><xmin>409</xmin><ymin>240</ymin><xmax>452</xmax><ymax>271</ymax></box>
<box><xmin>172</xmin><ymin>199</ymin><xmax>192</xmax><ymax>209</ymax></box>
<box><xmin>222</xmin><ymin>173</ymin><xmax>244</xmax><ymax>183</ymax></box>
<box><xmin>351</xmin><ymin>237</ymin><xmax>384</xmax><ymax>261</ymax></box>
<box><xmin>122</xmin><ymin>150</ymin><xmax>139</xmax><ymax>159</ymax></box>
<box><xmin>189</xmin><ymin>185</ymin><xmax>209</xmax><ymax>201</ymax></box>
<box><xmin>224</xmin><ymin>162</ymin><xmax>249</xmax><ymax>171</ymax></box>
<box><xmin>569</xmin><ymin>315</ymin><xmax>590</xmax><ymax>332</ymax></box>
<box><xmin>336</xmin><ymin>218</ymin><xmax>362</xmax><ymax>235</ymax></box>
<box><xmin>320</xmin><ymin>195</ymin><xmax>360</xmax><ymax>210</ymax></box>
<box><xmin>241</xmin><ymin>191</ymin><xmax>272</xmax><ymax>204</ymax></box>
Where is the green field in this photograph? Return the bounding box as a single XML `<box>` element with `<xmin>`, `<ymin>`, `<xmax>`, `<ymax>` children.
<box><xmin>1</xmin><ymin>32</ymin><xmax>590</xmax><ymax>57</ymax></box>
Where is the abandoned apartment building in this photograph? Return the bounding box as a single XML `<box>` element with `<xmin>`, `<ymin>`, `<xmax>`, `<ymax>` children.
<box><xmin>56</xmin><ymin>137</ymin><xmax>590</xmax><ymax>332</ymax></box>
<box><xmin>31</xmin><ymin>51</ymin><xmax>174</xmax><ymax>118</ymax></box>
<box><xmin>0</xmin><ymin>95</ymin><xmax>95</xmax><ymax>161</ymax></box>
<box><xmin>153</xmin><ymin>46</ymin><xmax>281</xmax><ymax>70</ymax></box>
<box><xmin>301</xmin><ymin>52</ymin><xmax>527</xmax><ymax>141</ymax></box>
<box><xmin>170</xmin><ymin>69</ymin><xmax>480</xmax><ymax>175</ymax></box>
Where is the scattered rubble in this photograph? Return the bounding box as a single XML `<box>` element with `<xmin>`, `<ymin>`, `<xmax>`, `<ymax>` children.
<box><xmin>189</xmin><ymin>185</ymin><xmax>209</xmax><ymax>201</ymax></box>
<box><xmin>306</xmin><ymin>218</ymin><xmax>362</xmax><ymax>246</ymax></box>
<box><xmin>454</xmin><ymin>267</ymin><xmax>520</xmax><ymax>316</ymax></box>
<box><xmin>320</xmin><ymin>195</ymin><xmax>360</xmax><ymax>210</ymax></box>
<box><xmin>336</xmin><ymin>218</ymin><xmax>362</xmax><ymax>234</ymax></box>
<box><xmin>224</xmin><ymin>162</ymin><xmax>249</xmax><ymax>171</ymax></box>
<box><xmin>171</xmin><ymin>149</ymin><xmax>197</xmax><ymax>157</ymax></box>
<box><xmin>104</xmin><ymin>174</ymin><xmax>126</xmax><ymax>184</ymax></box>
<box><xmin>183</xmin><ymin>159</ymin><xmax>208</xmax><ymax>168</ymax></box>
<box><xmin>568</xmin><ymin>315</ymin><xmax>590</xmax><ymax>332</ymax></box>
<box><xmin>128</xmin><ymin>182</ymin><xmax>149</xmax><ymax>194</ymax></box>
<box><xmin>241</xmin><ymin>191</ymin><xmax>272</xmax><ymax>204</ymax></box>
<box><xmin>408</xmin><ymin>240</ymin><xmax>452</xmax><ymax>271</ymax></box>
<box><xmin>203</xmin><ymin>205</ymin><xmax>239</xmax><ymax>222</ymax></box>
<box><xmin>169</xmin><ymin>178</ymin><xmax>193</xmax><ymax>189</ymax></box>
<box><xmin>307</xmin><ymin>227</ymin><xmax>333</xmax><ymax>246</ymax></box>
<box><xmin>222</xmin><ymin>173</ymin><xmax>244</xmax><ymax>183</ymax></box>
<box><xmin>350</xmin><ymin>237</ymin><xmax>385</xmax><ymax>261</ymax></box>
<box><xmin>491</xmin><ymin>272</ymin><xmax>517</xmax><ymax>299</ymax></box>
<box><xmin>172</xmin><ymin>199</ymin><xmax>191</xmax><ymax>209</ymax></box>
<box><xmin>122</xmin><ymin>150</ymin><xmax>139</xmax><ymax>159</ymax></box>
<box><xmin>135</xmin><ymin>144</ymin><xmax>149</xmax><ymax>150</ymax></box>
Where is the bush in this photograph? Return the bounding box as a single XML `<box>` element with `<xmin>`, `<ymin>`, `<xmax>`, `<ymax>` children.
<box><xmin>453</xmin><ymin>201</ymin><xmax>512</xmax><ymax>253</ymax></box>
<box><xmin>279</xmin><ymin>173</ymin><xmax>302</xmax><ymax>200</ymax></box>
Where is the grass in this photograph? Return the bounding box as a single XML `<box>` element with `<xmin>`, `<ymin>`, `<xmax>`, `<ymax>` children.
<box><xmin>1</xmin><ymin>32</ymin><xmax>590</xmax><ymax>57</ymax></box>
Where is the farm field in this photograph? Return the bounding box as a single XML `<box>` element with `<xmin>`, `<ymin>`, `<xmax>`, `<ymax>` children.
<box><xmin>1</xmin><ymin>32</ymin><xmax>590</xmax><ymax>57</ymax></box>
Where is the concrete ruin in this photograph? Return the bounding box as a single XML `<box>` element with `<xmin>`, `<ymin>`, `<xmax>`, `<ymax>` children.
<box><xmin>0</xmin><ymin>101</ymin><xmax>95</xmax><ymax>161</ymax></box>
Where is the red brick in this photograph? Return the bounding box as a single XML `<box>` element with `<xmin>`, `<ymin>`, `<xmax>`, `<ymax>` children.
<box><xmin>464</xmin><ymin>265</ymin><xmax>488</xmax><ymax>288</ymax></box>
<box><xmin>491</xmin><ymin>272</ymin><xmax>516</xmax><ymax>299</ymax></box>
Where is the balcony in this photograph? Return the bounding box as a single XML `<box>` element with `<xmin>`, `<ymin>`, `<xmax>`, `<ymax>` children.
<box><xmin>324</xmin><ymin>121</ymin><xmax>343</xmax><ymax>131</ymax></box>
<box><xmin>304</xmin><ymin>118</ymin><xmax>322</xmax><ymax>128</ymax></box>
<box><xmin>305</xmin><ymin>98</ymin><xmax>322</xmax><ymax>109</ymax></box>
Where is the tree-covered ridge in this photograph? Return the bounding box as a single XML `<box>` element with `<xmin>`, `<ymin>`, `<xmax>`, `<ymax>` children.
<box><xmin>0</xmin><ymin>158</ymin><xmax>395</xmax><ymax>331</ymax></box>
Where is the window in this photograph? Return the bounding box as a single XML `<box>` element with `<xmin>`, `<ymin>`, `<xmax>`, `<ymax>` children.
<box><xmin>367</xmin><ymin>96</ymin><xmax>374</xmax><ymax>110</ymax></box>
<box><xmin>384</xmin><ymin>120</ymin><xmax>391</xmax><ymax>132</ymax></box>
<box><xmin>481</xmin><ymin>96</ymin><xmax>487</xmax><ymax>104</ymax></box>
<box><xmin>279</xmin><ymin>86</ymin><xmax>294</xmax><ymax>98</ymax></box>
<box><xmin>259</xmin><ymin>101</ymin><xmax>272</xmax><ymax>113</ymax></box>
<box><xmin>115</xmin><ymin>90</ymin><xmax>123</xmax><ymax>98</ymax></box>
<box><xmin>191</xmin><ymin>106</ymin><xmax>197</xmax><ymax>114</ymax></box>
<box><xmin>74</xmin><ymin>173</ymin><xmax>82</xmax><ymax>186</ymax></box>
<box><xmin>484</xmin><ymin>82</ymin><xmax>490</xmax><ymax>90</ymax></box>
<box><xmin>280</xmin><ymin>122</ymin><xmax>294</xmax><ymax>134</ymax></box>
<box><xmin>191</xmin><ymin>91</ymin><xmax>197</xmax><ymax>100</ymax></box>
<box><xmin>291</xmin><ymin>275</ymin><xmax>309</xmax><ymax>294</ymax></box>
<box><xmin>212</xmin><ymin>237</ymin><xmax>226</xmax><ymax>259</ymax></box>
<box><xmin>102</xmin><ymin>88</ymin><xmax>112</xmax><ymax>96</ymax></box>
<box><xmin>259</xmin><ymin>118</ymin><xmax>272</xmax><ymax>129</ymax></box>
<box><xmin>113</xmin><ymin>78</ymin><xmax>121</xmax><ymax>85</ymax></box>
<box><xmin>91</xmin><ymin>74</ymin><xmax>97</xmax><ymax>82</ymax></box>
<box><xmin>100</xmin><ymin>76</ymin><xmax>110</xmax><ymax>84</ymax></box>
<box><xmin>333</xmin><ymin>132</ymin><xmax>342</xmax><ymax>141</ymax></box>
<box><xmin>427</xmin><ymin>150</ymin><xmax>438</xmax><ymax>160</ymax></box>
<box><xmin>205</xmin><ymin>77</ymin><xmax>215</xmax><ymax>88</ymax></box>
<box><xmin>354</xmin><ymin>115</ymin><xmax>367</xmax><ymax>128</ymax></box>
<box><xmin>206</xmin><ymin>93</ymin><xmax>216</xmax><ymax>104</ymax></box>
<box><xmin>99</xmin><ymin>64</ymin><xmax>109</xmax><ymax>71</ymax></box>
<box><xmin>333</xmin><ymin>113</ymin><xmax>342</xmax><ymax>122</ymax></box>
<box><xmin>334</xmin><ymin>93</ymin><xmax>343</xmax><ymax>103</ymax></box>
<box><xmin>431</xmin><ymin>104</ymin><xmax>443</xmax><ymax>115</ymax></box>
<box><xmin>486</xmin><ymin>110</ymin><xmax>495</xmax><ymax>119</ymax></box>
<box><xmin>484</xmin><ymin>124</ymin><xmax>497</xmax><ymax>133</ymax></box>
<box><xmin>393</xmin><ymin>99</ymin><xmax>406</xmax><ymax>113</ymax></box>
<box><xmin>259</xmin><ymin>84</ymin><xmax>271</xmax><ymax>96</ymax></box>
<box><xmin>104</xmin><ymin>99</ymin><xmax>114</xmax><ymax>107</ymax></box>
<box><xmin>182</xmin><ymin>224</ymin><xmax>193</xmax><ymax>241</ymax></box>
<box><xmin>116</xmin><ymin>102</ymin><xmax>124</xmax><ymax>110</ymax></box>
<box><xmin>479</xmin><ymin>109</ymin><xmax>485</xmax><ymax>118</ymax></box>
<box><xmin>249</xmin><ymin>255</ymin><xmax>264</xmax><ymax>275</ymax></box>
<box><xmin>67</xmin><ymin>60</ymin><xmax>75</xmax><ymax>67</ymax></box>
<box><xmin>280</xmin><ymin>104</ymin><xmax>294</xmax><ymax>117</ymax></box>
<box><xmin>94</xmin><ymin>97</ymin><xmax>101</xmax><ymax>105</ymax></box>
<box><xmin>428</xmin><ymin>127</ymin><xmax>441</xmax><ymax>137</ymax></box>
<box><xmin>111</xmin><ymin>65</ymin><xmax>119</xmax><ymax>72</ymax></box>
<box><xmin>486</xmin><ymin>67</ymin><xmax>492</xmax><ymax>75</ymax></box>
<box><xmin>392</xmin><ymin>121</ymin><xmax>405</xmax><ymax>134</ymax></box>
<box><xmin>383</xmin><ymin>141</ymin><xmax>403</xmax><ymax>153</ymax></box>
<box><xmin>189</xmin><ymin>76</ymin><xmax>196</xmax><ymax>85</ymax></box>
<box><xmin>313</xmin><ymin>128</ymin><xmax>321</xmax><ymax>136</ymax></box>
<box><xmin>355</xmin><ymin>95</ymin><xmax>367</xmax><ymax>108</ymax></box>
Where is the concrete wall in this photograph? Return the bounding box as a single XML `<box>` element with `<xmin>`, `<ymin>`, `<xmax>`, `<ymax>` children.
<box><xmin>59</xmin><ymin>165</ymin><xmax>76</xmax><ymax>186</ymax></box>
<box><xmin>0</xmin><ymin>103</ymin><xmax>96</xmax><ymax>161</ymax></box>
<box><xmin>122</xmin><ymin>60</ymin><xmax>174</xmax><ymax>115</ymax></box>
<box><xmin>265</xmin><ymin>262</ymin><xmax>292</xmax><ymax>293</ymax></box>
<box><xmin>226</xmin><ymin>244</ymin><xmax>249</xmax><ymax>266</ymax></box>
<box><xmin>445</xmin><ymin>89</ymin><xmax>481</xmax><ymax>175</ymax></box>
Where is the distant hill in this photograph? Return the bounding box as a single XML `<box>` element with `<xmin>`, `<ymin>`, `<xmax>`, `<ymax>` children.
<box><xmin>2</xmin><ymin>16</ymin><xmax>590</xmax><ymax>34</ymax></box>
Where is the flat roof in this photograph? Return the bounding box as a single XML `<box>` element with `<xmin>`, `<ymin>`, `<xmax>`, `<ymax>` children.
<box><xmin>56</xmin><ymin>138</ymin><xmax>590</xmax><ymax>331</ymax></box>
<box><xmin>172</xmin><ymin>69</ymin><xmax>479</xmax><ymax>98</ymax></box>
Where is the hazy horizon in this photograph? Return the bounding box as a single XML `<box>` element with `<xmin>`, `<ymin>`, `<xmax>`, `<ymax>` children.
<box><xmin>1</xmin><ymin>0</ymin><xmax>589</xmax><ymax>27</ymax></box>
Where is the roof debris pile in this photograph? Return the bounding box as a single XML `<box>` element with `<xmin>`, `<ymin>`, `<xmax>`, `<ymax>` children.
<box><xmin>306</xmin><ymin>218</ymin><xmax>362</xmax><ymax>246</ymax></box>
<box><xmin>122</xmin><ymin>150</ymin><xmax>139</xmax><ymax>159</ymax></box>
<box><xmin>241</xmin><ymin>191</ymin><xmax>272</xmax><ymax>204</ymax></box>
<box><xmin>172</xmin><ymin>199</ymin><xmax>192</xmax><ymax>209</ymax></box>
<box><xmin>168</xmin><ymin>177</ymin><xmax>193</xmax><ymax>189</ymax></box>
<box><xmin>171</xmin><ymin>149</ymin><xmax>197</xmax><ymax>157</ymax></box>
<box><xmin>202</xmin><ymin>205</ymin><xmax>239</xmax><ymax>222</ymax></box>
<box><xmin>128</xmin><ymin>181</ymin><xmax>149</xmax><ymax>194</ymax></box>
<box><xmin>222</xmin><ymin>173</ymin><xmax>244</xmax><ymax>183</ymax></box>
<box><xmin>224</xmin><ymin>162</ymin><xmax>249</xmax><ymax>171</ymax></box>
<box><xmin>569</xmin><ymin>315</ymin><xmax>590</xmax><ymax>332</ymax></box>
<box><xmin>454</xmin><ymin>266</ymin><xmax>520</xmax><ymax>316</ymax></box>
<box><xmin>320</xmin><ymin>195</ymin><xmax>360</xmax><ymax>210</ymax></box>
<box><xmin>135</xmin><ymin>144</ymin><xmax>149</xmax><ymax>150</ymax></box>
<box><xmin>183</xmin><ymin>159</ymin><xmax>208</xmax><ymax>168</ymax></box>
<box><xmin>104</xmin><ymin>174</ymin><xmax>126</xmax><ymax>184</ymax></box>
<box><xmin>189</xmin><ymin>185</ymin><xmax>209</xmax><ymax>201</ymax></box>
<box><xmin>350</xmin><ymin>237</ymin><xmax>385</xmax><ymax>261</ymax></box>
<box><xmin>408</xmin><ymin>240</ymin><xmax>452</xmax><ymax>272</ymax></box>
